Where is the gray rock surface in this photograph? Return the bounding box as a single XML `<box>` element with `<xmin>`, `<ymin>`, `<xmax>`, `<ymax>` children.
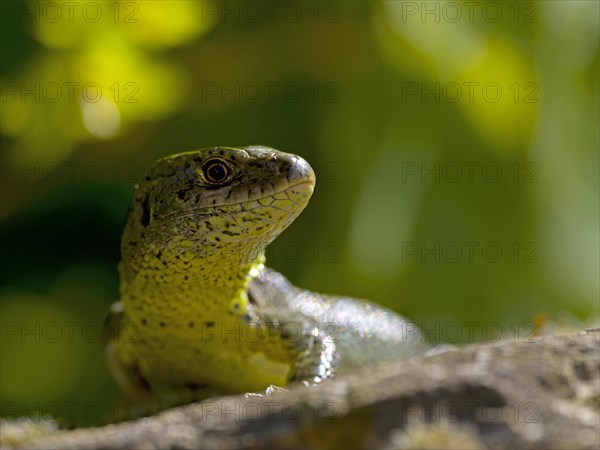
<box><xmin>2</xmin><ymin>329</ymin><xmax>599</xmax><ymax>449</ymax></box>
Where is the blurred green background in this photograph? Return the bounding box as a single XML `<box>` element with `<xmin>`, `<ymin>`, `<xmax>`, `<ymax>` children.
<box><xmin>1</xmin><ymin>0</ymin><xmax>598</xmax><ymax>426</ymax></box>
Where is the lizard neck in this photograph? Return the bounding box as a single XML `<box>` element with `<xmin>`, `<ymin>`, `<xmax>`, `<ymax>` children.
<box><xmin>119</xmin><ymin>233</ymin><xmax>266</xmax><ymax>325</ymax></box>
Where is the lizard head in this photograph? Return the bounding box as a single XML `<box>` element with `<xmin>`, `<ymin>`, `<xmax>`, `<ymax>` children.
<box><xmin>121</xmin><ymin>146</ymin><xmax>315</xmax><ymax>273</ymax></box>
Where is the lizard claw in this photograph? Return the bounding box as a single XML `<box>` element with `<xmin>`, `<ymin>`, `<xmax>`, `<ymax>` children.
<box><xmin>265</xmin><ymin>385</ymin><xmax>288</xmax><ymax>396</ymax></box>
<box><xmin>244</xmin><ymin>385</ymin><xmax>288</xmax><ymax>399</ymax></box>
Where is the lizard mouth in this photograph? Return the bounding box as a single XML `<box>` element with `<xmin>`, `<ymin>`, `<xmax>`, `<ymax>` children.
<box><xmin>228</xmin><ymin>179</ymin><xmax>315</xmax><ymax>216</ymax></box>
<box><xmin>252</xmin><ymin>178</ymin><xmax>315</xmax><ymax>204</ymax></box>
<box><xmin>283</xmin><ymin>178</ymin><xmax>315</xmax><ymax>193</ymax></box>
<box><xmin>158</xmin><ymin>179</ymin><xmax>314</xmax><ymax>225</ymax></box>
<box><xmin>219</xmin><ymin>178</ymin><xmax>315</xmax><ymax>209</ymax></box>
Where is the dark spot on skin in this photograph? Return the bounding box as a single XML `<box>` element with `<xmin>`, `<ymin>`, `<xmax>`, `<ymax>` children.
<box><xmin>205</xmin><ymin>321</ymin><xmax>215</xmax><ymax>329</ymax></box>
<box><xmin>241</xmin><ymin>313</ymin><xmax>252</xmax><ymax>324</ymax></box>
<box><xmin>159</xmin><ymin>322</ymin><xmax>165</xmax><ymax>328</ymax></box>
<box><xmin>188</xmin><ymin>321</ymin><xmax>194</xmax><ymax>328</ymax></box>
<box><xmin>141</xmin><ymin>318</ymin><xmax>147</xmax><ymax>325</ymax></box>
<box><xmin>184</xmin><ymin>382</ymin><xmax>207</xmax><ymax>391</ymax></box>
<box><xmin>184</xmin><ymin>275</ymin><xmax>189</xmax><ymax>280</ymax></box>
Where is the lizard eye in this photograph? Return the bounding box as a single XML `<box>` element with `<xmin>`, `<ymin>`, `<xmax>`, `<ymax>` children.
<box><xmin>202</xmin><ymin>158</ymin><xmax>231</xmax><ymax>184</ymax></box>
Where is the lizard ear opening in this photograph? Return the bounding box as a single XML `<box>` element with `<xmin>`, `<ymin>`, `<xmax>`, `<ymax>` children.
<box><xmin>138</xmin><ymin>193</ymin><xmax>151</xmax><ymax>227</ymax></box>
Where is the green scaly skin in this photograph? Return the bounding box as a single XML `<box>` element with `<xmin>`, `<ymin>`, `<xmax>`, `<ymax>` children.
<box><xmin>105</xmin><ymin>146</ymin><xmax>422</xmax><ymax>411</ymax></box>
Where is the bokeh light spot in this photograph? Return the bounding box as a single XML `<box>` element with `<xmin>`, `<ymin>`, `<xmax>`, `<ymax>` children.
<box><xmin>80</xmin><ymin>97</ymin><xmax>121</xmax><ymax>139</ymax></box>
